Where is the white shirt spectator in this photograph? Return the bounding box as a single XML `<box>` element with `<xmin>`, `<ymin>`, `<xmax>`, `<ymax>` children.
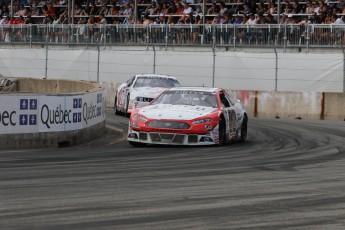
<box><xmin>333</xmin><ymin>17</ymin><xmax>345</xmax><ymax>24</ymax></box>
<box><xmin>246</xmin><ymin>15</ymin><xmax>257</xmax><ymax>25</ymax></box>
<box><xmin>183</xmin><ymin>5</ymin><xmax>193</xmax><ymax>14</ymax></box>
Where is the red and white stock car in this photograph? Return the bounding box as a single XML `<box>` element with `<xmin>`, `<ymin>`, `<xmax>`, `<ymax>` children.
<box><xmin>127</xmin><ymin>87</ymin><xmax>248</xmax><ymax>146</ymax></box>
<box><xmin>114</xmin><ymin>74</ymin><xmax>181</xmax><ymax>116</ymax></box>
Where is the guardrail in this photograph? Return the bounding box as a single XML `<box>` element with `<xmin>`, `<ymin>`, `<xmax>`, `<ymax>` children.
<box><xmin>1</xmin><ymin>24</ymin><xmax>345</xmax><ymax>49</ymax></box>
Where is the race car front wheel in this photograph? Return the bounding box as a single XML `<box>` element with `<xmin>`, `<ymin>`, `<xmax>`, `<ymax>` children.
<box><xmin>125</xmin><ymin>95</ymin><xmax>130</xmax><ymax>117</ymax></box>
<box><xmin>114</xmin><ymin>96</ymin><xmax>121</xmax><ymax>115</ymax></box>
<box><xmin>218</xmin><ymin>118</ymin><xmax>226</xmax><ymax>146</ymax></box>
<box><xmin>240</xmin><ymin>115</ymin><xmax>248</xmax><ymax>142</ymax></box>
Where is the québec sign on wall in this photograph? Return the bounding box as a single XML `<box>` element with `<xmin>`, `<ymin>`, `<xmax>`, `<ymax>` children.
<box><xmin>0</xmin><ymin>90</ymin><xmax>106</xmax><ymax>134</ymax></box>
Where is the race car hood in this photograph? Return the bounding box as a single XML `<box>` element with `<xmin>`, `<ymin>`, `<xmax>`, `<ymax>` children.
<box><xmin>131</xmin><ymin>87</ymin><xmax>167</xmax><ymax>99</ymax></box>
<box><xmin>139</xmin><ymin>104</ymin><xmax>217</xmax><ymax>120</ymax></box>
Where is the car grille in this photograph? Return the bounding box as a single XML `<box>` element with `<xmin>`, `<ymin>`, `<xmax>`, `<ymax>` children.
<box><xmin>147</xmin><ymin>120</ymin><xmax>190</xmax><ymax>129</ymax></box>
<box><xmin>149</xmin><ymin>133</ymin><xmax>186</xmax><ymax>144</ymax></box>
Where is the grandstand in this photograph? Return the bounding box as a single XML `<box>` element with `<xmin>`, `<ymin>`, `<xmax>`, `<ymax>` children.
<box><xmin>0</xmin><ymin>0</ymin><xmax>345</xmax><ymax>47</ymax></box>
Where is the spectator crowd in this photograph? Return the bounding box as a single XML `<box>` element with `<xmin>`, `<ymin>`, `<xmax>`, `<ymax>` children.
<box><xmin>0</xmin><ymin>0</ymin><xmax>345</xmax><ymax>26</ymax></box>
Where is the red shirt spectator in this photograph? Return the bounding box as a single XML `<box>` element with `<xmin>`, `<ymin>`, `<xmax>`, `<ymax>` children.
<box><xmin>46</xmin><ymin>3</ymin><xmax>56</xmax><ymax>16</ymax></box>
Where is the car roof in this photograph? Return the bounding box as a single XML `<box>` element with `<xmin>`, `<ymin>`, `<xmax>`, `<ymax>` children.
<box><xmin>167</xmin><ymin>87</ymin><xmax>220</xmax><ymax>93</ymax></box>
<box><xmin>135</xmin><ymin>74</ymin><xmax>177</xmax><ymax>80</ymax></box>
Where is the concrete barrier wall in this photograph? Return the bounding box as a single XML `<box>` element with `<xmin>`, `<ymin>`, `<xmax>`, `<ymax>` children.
<box><xmin>0</xmin><ymin>121</ymin><xmax>105</xmax><ymax>149</ymax></box>
<box><xmin>230</xmin><ymin>90</ymin><xmax>344</xmax><ymax>121</ymax></box>
<box><xmin>324</xmin><ymin>93</ymin><xmax>345</xmax><ymax>120</ymax></box>
<box><xmin>0</xmin><ymin>78</ymin><xmax>106</xmax><ymax>150</ymax></box>
<box><xmin>15</xmin><ymin>78</ymin><xmax>97</xmax><ymax>94</ymax></box>
<box><xmin>103</xmin><ymin>83</ymin><xmax>344</xmax><ymax>121</ymax></box>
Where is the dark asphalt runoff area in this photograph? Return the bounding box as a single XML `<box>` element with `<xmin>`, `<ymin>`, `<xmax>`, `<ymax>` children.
<box><xmin>0</xmin><ymin>109</ymin><xmax>345</xmax><ymax>230</ymax></box>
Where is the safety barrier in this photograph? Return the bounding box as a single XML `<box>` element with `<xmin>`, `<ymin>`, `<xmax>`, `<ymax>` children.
<box><xmin>0</xmin><ymin>78</ymin><xmax>106</xmax><ymax>149</ymax></box>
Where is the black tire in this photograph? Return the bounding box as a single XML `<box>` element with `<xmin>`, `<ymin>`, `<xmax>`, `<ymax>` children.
<box><xmin>240</xmin><ymin>115</ymin><xmax>248</xmax><ymax>142</ymax></box>
<box><xmin>124</xmin><ymin>95</ymin><xmax>130</xmax><ymax>117</ymax></box>
<box><xmin>128</xmin><ymin>141</ymin><xmax>146</xmax><ymax>147</ymax></box>
<box><xmin>218</xmin><ymin>117</ymin><xmax>226</xmax><ymax>146</ymax></box>
<box><xmin>114</xmin><ymin>96</ymin><xmax>121</xmax><ymax>115</ymax></box>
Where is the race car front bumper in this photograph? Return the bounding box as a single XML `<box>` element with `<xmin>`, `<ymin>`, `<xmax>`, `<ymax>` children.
<box><xmin>127</xmin><ymin>125</ymin><xmax>220</xmax><ymax>146</ymax></box>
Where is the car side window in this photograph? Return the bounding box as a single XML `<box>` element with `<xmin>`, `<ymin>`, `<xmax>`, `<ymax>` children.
<box><xmin>219</xmin><ymin>93</ymin><xmax>231</xmax><ymax>108</ymax></box>
<box><xmin>127</xmin><ymin>76</ymin><xmax>135</xmax><ymax>87</ymax></box>
<box><xmin>225</xmin><ymin>93</ymin><xmax>237</xmax><ymax>106</ymax></box>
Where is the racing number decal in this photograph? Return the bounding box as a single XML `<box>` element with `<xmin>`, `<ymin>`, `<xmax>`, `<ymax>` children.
<box><xmin>228</xmin><ymin>109</ymin><xmax>237</xmax><ymax>139</ymax></box>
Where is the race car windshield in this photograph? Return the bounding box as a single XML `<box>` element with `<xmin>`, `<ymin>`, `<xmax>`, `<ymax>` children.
<box><xmin>152</xmin><ymin>91</ymin><xmax>218</xmax><ymax>108</ymax></box>
<box><xmin>133</xmin><ymin>77</ymin><xmax>181</xmax><ymax>88</ymax></box>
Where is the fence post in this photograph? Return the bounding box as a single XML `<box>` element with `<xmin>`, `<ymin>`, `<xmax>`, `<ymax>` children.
<box><xmin>152</xmin><ymin>45</ymin><xmax>156</xmax><ymax>74</ymax></box>
<box><xmin>274</xmin><ymin>48</ymin><xmax>278</xmax><ymax>91</ymax></box>
<box><xmin>343</xmin><ymin>46</ymin><xmax>345</xmax><ymax>92</ymax></box>
<box><xmin>44</xmin><ymin>27</ymin><xmax>48</xmax><ymax>79</ymax></box>
<box><xmin>97</xmin><ymin>45</ymin><xmax>100</xmax><ymax>82</ymax></box>
<box><xmin>283</xmin><ymin>26</ymin><xmax>287</xmax><ymax>53</ymax></box>
<box><xmin>212</xmin><ymin>25</ymin><xmax>216</xmax><ymax>87</ymax></box>
<box><xmin>212</xmin><ymin>46</ymin><xmax>215</xmax><ymax>87</ymax></box>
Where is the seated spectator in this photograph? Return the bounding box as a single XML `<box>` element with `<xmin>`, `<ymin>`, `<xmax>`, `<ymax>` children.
<box><xmin>313</xmin><ymin>1</ymin><xmax>320</xmax><ymax>14</ymax></box>
<box><xmin>145</xmin><ymin>1</ymin><xmax>156</xmax><ymax>15</ymax></box>
<box><xmin>81</xmin><ymin>5</ymin><xmax>91</xmax><ymax>16</ymax></box>
<box><xmin>264</xmin><ymin>14</ymin><xmax>277</xmax><ymax>24</ymax></box>
<box><xmin>99</xmin><ymin>4</ymin><xmax>109</xmax><ymax>16</ymax></box>
<box><xmin>43</xmin><ymin>14</ymin><xmax>52</xmax><ymax>24</ymax></box>
<box><xmin>175</xmin><ymin>3</ymin><xmax>184</xmax><ymax>15</ymax></box>
<box><xmin>255</xmin><ymin>12</ymin><xmax>265</xmax><ymax>24</ymax></box>
<box><xmin>241</xmin><ymin>3</ymin><xmax>252</xmax><ymax>15</ymax></box>
<box><xmin>183</xmin><ymin>3</ymin><xmax>193</xmax><ymax>15</ymax></box>
<box><xmin>291</xmin><ymin>1</ymin><xmax>303</xmax><ymax>14</ymax></box>
<box><xmin>155</xmin><ymin>13</ymin><xmax>166</xmax><ymax>24</ymax></box>
<box><xmin>161</xmin><ymin>3</ymin><xmax>169</xmax><ymax>15</ymax></box>
<box><xmin>16</xmin><ymin>5</ymin><xmax>28</xmax><ymax>16</ymax></box>
<box><xmin>318</xmin><ymin>1</ymin><xmax>328</xmax><ymax>15</ymax></box>
<box><xmin>142</xmin><ymin>14</ymin><xmax>153</xmax><ymax>24</ymax></box>
<box><xmin>304</xmin><ymin>2</ymin><xmax>314</xmax><ymax>14</ymax></box>
<box><xmin>221</xmin><ymin>12</ymin><xmax>232</xmax><ymax>24</ymax></box>
<box><xmin>219</xmin><ymin>1</ymin><xmax>228</xmax><ymax>17</ymax></box>
<box><xmin>123</xmin><ymin>3</ymin><xmax>133</xmax><ymax>16</ymax></box>
<box><xmin>74</xmin><ymin>4</ymin><xmax>83</xmax><ymax>15</ymax></box>
<box><xmin>30</xmin><ymin>4</ymin><xmax>42</xmax><ymax>16</ymax></box>
<box><xmin>207</xmin><ymin>3</ymin><xmax>218</xmax><ymax>15</ymax></box>
<box><xmin>256</xmin><ymin>2</ymin><xmax>267</xmax><ymax>15</ymax></box>
<box><xmin>246</xmin><ymin>13</ymin><xmax>257</xmax><ymax>25</ymax></box>
<box><xmin>24</xmin><ymin>14</ymin><xmax>35</xmax><ymax>24</ymax></box>
<box><xmin>90</xmin><ymin>4</ymin><xmax>99</xmax><ymax>16</ymax></box>
<box><xmin>46</xmin><ymin>3</ymin><xmax>56</xmax><ymax>16</ymax></box>
<box><xmin>108</xmin><ymin>4</ymin><xmax>119</xmax><ymax>15</ymax></box>
<box><xmin>194</xmin><ymin>4</ymin><xmax>203</xmax><ymax>18</ymax></box>
<box><xmin>233</xmin><ymin>14</ymin><xmax>243</xmax><ymax>24</ymax></box>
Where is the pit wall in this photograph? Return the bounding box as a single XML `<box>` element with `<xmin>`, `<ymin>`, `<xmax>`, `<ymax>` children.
<box><xmin>104</xmin><ymin>83</ymin><xmax>344</xmax><ymax>121</ymax></box>
<box><xmin>0</xmin><ymin>78</ymin><xmax>106</xmax><ymax>149</ymax></box>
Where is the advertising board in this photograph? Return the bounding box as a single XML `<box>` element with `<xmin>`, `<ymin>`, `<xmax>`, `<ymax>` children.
<box><xmin>0</xmin><ymin>90</ymin><xmax>105</xmax><ymax>134</ymax></box>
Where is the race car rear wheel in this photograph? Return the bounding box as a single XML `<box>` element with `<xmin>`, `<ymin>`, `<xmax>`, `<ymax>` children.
<box><xmin>114</xmin><ymin>96</ymin><xmax>121</xmax><ymax>115</ymax></box>
<box><xmin>240</xmin><ymin>115</ymin><xmax>248</xmax><ymax>142</ymax></box>
<box><xmin>124</xmin><ymin>95</ymin><xmax>130</xmax><ymax>117</ymax></box>
<box><xmin>128</xmin><ymin>141</ymin><xmax>146</xmax><ymax>147</ymax></box>
<box><xmin>218</xmin><ymin>117</ymin><xmax>226</xmax><ymax>146</ymax></box>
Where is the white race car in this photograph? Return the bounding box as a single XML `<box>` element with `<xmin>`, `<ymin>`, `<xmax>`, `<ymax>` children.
<box><xmin>114</xmin><ymin>74</ymin><xmax>181</xmax><ymax>116</ymax></box>
<box><xmin>128</xmin><ymin>87</ymin><xmax>248</xmax><ymax>146</ymax></box>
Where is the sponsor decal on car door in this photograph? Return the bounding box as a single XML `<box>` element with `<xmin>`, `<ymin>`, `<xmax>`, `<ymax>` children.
<box><xmin>220</xmin><ymin>92</ymin><xmax>237</xmax><ymax>141</ymax></box>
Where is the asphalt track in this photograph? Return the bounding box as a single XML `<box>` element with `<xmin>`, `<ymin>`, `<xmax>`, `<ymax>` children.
<box><xmin>1</xmin><ymin>109</ymin><xmax>345</xmax><ymax>230</ymax></box>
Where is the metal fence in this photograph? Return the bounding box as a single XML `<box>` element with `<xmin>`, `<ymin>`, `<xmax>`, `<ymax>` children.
<box><xmin>1</xmin><ymin>24</ymin><xmax>345</xmax><ymax>49</ymax></box>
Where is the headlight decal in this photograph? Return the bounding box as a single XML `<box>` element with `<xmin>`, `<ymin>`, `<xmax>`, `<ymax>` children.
<box><xmin>192</xmin><ymin>118</ymin><xmax>212</xmax><ymax>125</ymax></box>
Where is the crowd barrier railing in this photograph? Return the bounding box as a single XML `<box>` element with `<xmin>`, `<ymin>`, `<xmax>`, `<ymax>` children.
<box><xmin>1</xmin><ymin>24</ymin><xmax>345</xmax><ymax>48</ymax></box>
